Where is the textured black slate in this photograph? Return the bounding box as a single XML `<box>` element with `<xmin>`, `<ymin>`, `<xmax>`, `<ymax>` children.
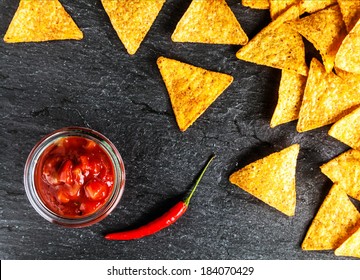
<box><xmin>0</xmin><ymin>0</ymin><xmax>355</xmax><ymax>260</ymax></box>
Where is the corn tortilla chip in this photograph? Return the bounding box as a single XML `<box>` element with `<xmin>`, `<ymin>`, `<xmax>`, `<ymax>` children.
<box><xmin>335</xmin><ymin>226</ymin><xmax>360</xmax><ymax>258</ymax></box>
<box><xmin>172</xmin><ymin>0</ymin><xmax>248</xmax><ymax>45</ymax></box>
<box><xmin>329</xmin><ymin>106</ymin><xmax>360</xmax><ymax>150</ymax></box>
<box><xmin>320</xmin><ymin>149</ymin><xmax>360</xmax><ymax>201</ymax></box>
<box><xmin>337</xmin><ymin>0</ymin><xmax>360</xmax><ymax>32</ymax></box>
<box><xmin>236</xmin><ymin>5</ymin><xmax>308</xmax><ymax>76</ymax></box>
<box><xmin>335</xmin><ymin>19</ymin><xmax>360</xmax><ymax>75</ymax></box>
<box><xmin>288</xmin><ymin>5</ymin><xmax>347</xmax><ymax>73</ymax></box>
<box><xmin>335</xmin><ymin>67</ymin><xmax>360</xmax><ymax>94</ymax></box>
<box><xmin>4</xmin><ymin>0</ymin><xmax>83</xmax><ymax>43</ymax></box>
<box><xmin>270</xmin><ymin>70</ymin><xmax>306</xmax><ymax>128</ymax></box>
<box><xmin>229</xmin><ymin>144</ymin><xmax>299</xmax><ymax>216</ymax></box>
<box><xmin>299</xmin><ymin>0</ymin><xmax>336</xmax><ymax>13</ymax></box>
<box><xmin>269</xmin><ymin>0</ymin><xmax>299</xmax><ymax>20</ymax></box>
<box><xmin>302</xmin><ymin>184</ymin><xmax>360</xmax><ymax>250</ymax></box>
<box><xmin>335</xmin><ymin>67</ymin><xmax>360</xmax><ymax>81</ymax></box>
<box><xmin>242</xmin><ymin>0</ymin><xmax>269</xmax><ymax>9</ymax></box>
<box><xmin>296</xmin><ymin>58</ymin><xmax>360</xmax><ymax>132</ymax></box>
<box><xmin>101</xmin><ymin>0</ymin><xmax>165</xmax><ymax>55</ymax></box>
<box><xmin>157</xmin><ymin>56</ymin><xmax>233</xmax><ymax>132</ymax></box>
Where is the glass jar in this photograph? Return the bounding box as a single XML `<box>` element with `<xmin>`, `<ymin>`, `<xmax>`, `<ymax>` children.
<box><xmin>24</xmin><ymin>127</ymin><xmax>125</xmax><ymax>227</ymax></box>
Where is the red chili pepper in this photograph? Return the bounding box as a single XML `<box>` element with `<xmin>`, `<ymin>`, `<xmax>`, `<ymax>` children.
<box><xmin>104</xmin><ymin>155</ymin><xmax>215</xmax><ymax>241</ymax></box>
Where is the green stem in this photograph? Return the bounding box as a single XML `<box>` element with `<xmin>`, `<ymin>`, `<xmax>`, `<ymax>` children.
<box><xmin>184</xmin><ymin>155</ymin><xmax>215</xmax><ymax>206</ymax></box>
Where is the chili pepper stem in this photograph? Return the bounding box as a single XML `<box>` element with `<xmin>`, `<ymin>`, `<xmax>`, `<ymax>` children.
<box><xmin>184</xmin><ymin>155</ymin><xmax>215</xmax><ymax>206</ymax></box>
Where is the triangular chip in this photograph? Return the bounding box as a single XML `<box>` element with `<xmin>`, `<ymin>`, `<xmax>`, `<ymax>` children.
<box><xmin>236</xmin><ymin>5</ymin><xmax>308</xmax><ymax>76</ymax></box>
<box><xmin>270</xmin><ymin>70</ymin><xmax>306</xmax><ymax>128</ymax></box>
<box><xmin>171</xmin><ymin>0</ymin><xmax>248</xmax><ymax>45</ymax></box>
<box><xmin>329</xmin><ymin>106</ymin><xmax>360</xmax><ymax>150</ymax></box>
<box><xmin>335</xmin><ymin>67</ymin><xmax>360</xmax><ymax>82</ymax></box>
<box><xmin>299</xmin><ymin>0</ymin><xmax>336</xmax><ymax>14</ymax></box>
<box><xmin>4</xmin><ymin>0</ymin><xmax>83</xmax><ymax>43</ymax></box>
<box><xmin>320</xmin><ymin>149</ymin><xmax>360</xmax><ymax>201</ymax></box>
<box><xmin>288</xmin><ymin>5</ymin><xmax>347</xmax><ymax>73</ymax></box>
<box><xmin>242</xmin><ymin>0</ymin><xmax>269</xmax><ymax>10</ymax></box>
<box><xmin>302</xmin><ymin>184</ymin><xmax>360</xmax><ymax>250</ymax></box>
<box><xmin>335</xmin><ymin>19</ymin><xmax>360</xmax><ymax>75</ymax></box>
<box><xmin>269</xmin><ymin>0</ymin><xmax>298</xmax><ymax>20</ymax></box>
<box><xmin>101</xmin><ymin>0</ymin><xmax>165</xmax><ymax>55</ymax></box>
<box><xmin>229</xmin><ymin>144</ymin><xmax>300</xmax><ymax>216</ymax></box>
<box><xmin>157</xmin><ymin>56</ymin><xmax>233</xmax><ymax>131</ymax></box>
<box><xmin>337</xmin><ymin>0</ymin><xmax>360</xmax><ymax>32</ymax></box>
<box><xmin>335</xmin><ymin>226</ymin><xmax>360</xmax><ymax>258</ymax></box>
<box><xmin>296</xmin><ymin>58</ymin><xmax>360</xmax><ymax>132</ymax></box>
<box><xmin>335</xmin><ymin>67</ymin><xmax>360</xmax><ymax>95</ymax></box>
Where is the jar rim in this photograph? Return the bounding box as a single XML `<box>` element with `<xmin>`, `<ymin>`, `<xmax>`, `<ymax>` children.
<box><xmin>24</xmin><ymin>127</ymin><xmax>125</xmax><ymax>228</ymax></box>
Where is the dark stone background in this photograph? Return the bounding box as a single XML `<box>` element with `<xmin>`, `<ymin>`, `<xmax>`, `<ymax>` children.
<box><xmin>0</xmin><ymin>0</ymin><xmax>356</xmax><ymax>260</ymax></box>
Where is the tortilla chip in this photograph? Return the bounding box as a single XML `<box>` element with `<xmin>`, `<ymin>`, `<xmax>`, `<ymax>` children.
<box><xmin>172</xmin><ymin>0</ymin><xmax>248</xmax><ymax>45</ymax></box>
<box><xmin>4</xmin><ymin>0</ymin><xmax>83</xmax><ymax>43</ymax></box>
<box><xmin>335</xmin><ymin>67</ymin><xmax>360</xmax><ymax>81</ymax></box>
<box><xmin>236</xmin><ymin>5</ymin><xmax>307</xmax><ymax>75</ymax></box>
<box><xmin>242</xmin><ymin>0</ymin><xmax>269</xmax><ymax>9</ymax></box>
<box><xmin>270</xmin><ymin>70</ymin><xmax>307</xmax><ymax>127</ymax></box>
<box><xmin>296</xmin><ymin>58</ymin><xmax>360</xmax><ymax>132</ymax></box>
<box><xmin>288</xmin><ymin>5</ymin><xmax>347</xmax><ymax>73</ymax></box>
<box><xmin>157</xmin><ymin>56</ymin><xmax>233</xmax><ymax>132</ymax></box>
<box><xmin>337</xmin><ymin>0</ymin><xmax>360</xmax><ymax>32</ymax></box>
<box><xmin>299</xmin><ymin>0</ymin><xmax>337</xmax><ymax>14</ymax></box>
<box><xmin>229</xmin><ymin>144</ymin><xmax>299</xmax><ymax>216</ymax></box>
<box><xmin>269</xmin><ymin>0</ymin><xmax>299</xmax><ymax>20</ymax></box>
<box><xmin>335</xmin><ymin>67</ymin><xmax>360</xmax><ymax>94</ymax></box>
<box><xmin>320</xmin><ymin>149</ymin><xmax>360</xmax><ymax>201</ymax></box>
<box><xmin>302</xmin><ymin>184</ymin><xmax>360</xmax><ymax>250</ymax></box>
<box><xmin>335</xmin><ymin>19</ymin><xmax>360</xmax><ymax>75</ymax></box>
<box><xmin>329</xmin><ymin>106</ymin><xmax>360</xmax><ymax>150</ymax></box>
<box><xmin>101</xmin><ymin>0</ymin><xmax>165</xmax><ymax>55</ymax></box>
<box><xmin>335</xmin><ymin>226</ymin><xmax>360</xmax><ymax>258</ymax></box>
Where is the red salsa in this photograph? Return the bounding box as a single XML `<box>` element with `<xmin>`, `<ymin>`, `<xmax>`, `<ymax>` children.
<box><xmin>35</xmin><ymin>136</ymin><xmax>115</xmax><ymax>218</ymax></box>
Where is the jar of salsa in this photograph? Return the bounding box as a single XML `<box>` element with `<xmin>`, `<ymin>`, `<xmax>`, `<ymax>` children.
<box><xmin>24</xmin><ymin>127</ymin><xmax>125</xmax><ymax>227</ymax></box>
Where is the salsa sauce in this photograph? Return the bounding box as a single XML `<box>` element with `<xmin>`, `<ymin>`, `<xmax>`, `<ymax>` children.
<box><xmin>35</xmin><ymin>136</ymin><xmax>115</xmax><ymax>218</ymax></box>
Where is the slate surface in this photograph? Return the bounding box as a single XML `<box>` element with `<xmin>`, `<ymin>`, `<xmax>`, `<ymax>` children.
<box><xmin>0</xmin><ymin>0</ymin><xmax>356</xmax><ymax>260</ymax></box>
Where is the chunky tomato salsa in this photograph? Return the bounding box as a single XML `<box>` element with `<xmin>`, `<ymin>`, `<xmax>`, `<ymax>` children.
<box><xmin>35</xmin><ymin>136</ymin><xmax>115</xmax><ymax>218</ymax></box>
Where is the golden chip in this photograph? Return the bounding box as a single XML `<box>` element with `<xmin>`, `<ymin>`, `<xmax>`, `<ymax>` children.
<box><xmin>229</xmin><ymin>144</ymin><xmax>299</xmax><ymax>216</ymax></box>
<box><xmin>236</xmin><ymin>5</ymin><xmax>308</xmax><ymax>76</ymax></box>
<box><xmin>296</xmin><ymin>58</ymin><xmax>360</xmax><ymax>132</ymax></box>
<box><xmin>171</xmin><ymin>0</ymin><xmax>248</xmax><ymax>45</ymax></box>
<box><xmin>335</xmin><ymin>19</ymin><xmax>360</xmax><ymax>75</ymax></box>
<box><xmin>329</xmin><ymin>106</ymin><xmax>360</xmax><ymax>150</ymax></box>
<box><xmin>157</xmin><ymin>56</ymin><xmax>233</xmax><ymax>132</ymax></box>
<box><xmin>335</xmin><ymin>67</ymin><xmax>360</xmax><ymax>95</ymax></box>
<box><xmin>335</xmin><ymin>67</ymin><xmax>360</xmax><ymax>81</ymax></box>
<box><xmin>4</xmin><ymin>0</ymin><xmax>83</xmax><ymax>43</ymax></box>
<box><xmin>320</xmin><ymin>149</ymin><xmax>360</xmax><ymax>201</ymax></box>
<box><xmin>302</xmin><ymin>184</ymin><xmax>360</xmax><ymax>250</ymax></box>
<box><xmin>101</xmin><ymin>0</ymin><xmax>165</xmax><ymax>55</ymax></box>
<box><xmin>299</xmin><ymin>0</ymin><xmax>337</xmax><ymax>14</ymax></box>
<box><xmin>288</xmin><ymin>5</ymin><xmax>347</xmax><ymax>73</ymax></box>
<box><xmin>337</xmin><ymin>0</ymin><xmax>360</xmax><ymax>32</ymax></box>
<box><xmin>335</xmin><ymin>226</ymin><xmax>360</xmax><ymax>259</ymax></box>
<box><xmin>270</xmin><ymin>70</ymin><xmax>306</xmax><ymax>128</ymax></box>
<box><xmin>269</xmin><ymin>0</ymin><xmax>298</xmax><ymax>20</ymax></box>
<box><xmin>242</xmin><ymin>0</ymin><xmax>269</xmax><ymax>10</ymax></box>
